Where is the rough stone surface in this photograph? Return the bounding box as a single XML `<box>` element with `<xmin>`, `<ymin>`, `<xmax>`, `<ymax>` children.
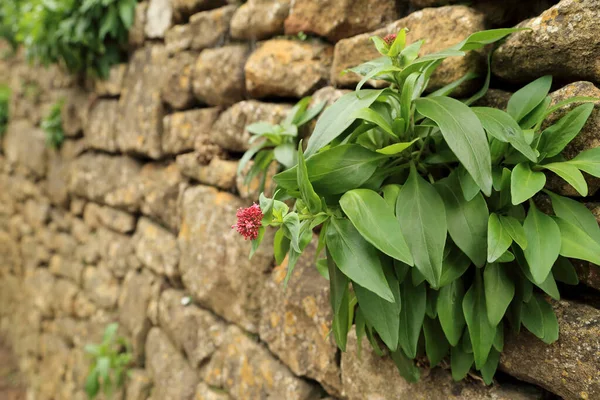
<box><xmin>178</xmin><ymin>185</ymin><xmax>274</xmax><ymax>332</ymax></box>
<box><xmin>195</xmin><ymin>382</ymin><xmax>231</xmax><ymax>400</ymax></box>
<box><xmin>204</xmin><ymin>325</ymin><xmax>320</xmax><ymax>400</ymax></box>
<box><xmin>89</xmin><ymin>64</ymin><xmax>127</xmax><ymax>97</ymax></box>
<box><xmin>285</xmin><ymin>0</ymin><xmax>399</xmax><ymax>42</ymax></box>
<box><xmin>49</xmin><ymin>255</ymin><xmax>83</xmax><ymax>284</ymax></box>
<box><xmin>162</xmin><ymin>51</ymin><xmax>197</xmax><ymax>110</ymax></box>
<box><xmin>117</xmin><ymin>44</ymin><xmax>168</xmax><ymax>159</ymax></box>
<box><xmin>132</xmin><ymin>217</ymin><xmax>180</xmax><ymax>278</ymax></box>
<box><xmin>69</xmin><ymin>153</ymin><xmax>142</xmax><ymax>212</ymax></box>
<box><xmin>245</xmin><ymin>39</ymin><xmax>333</xmax><ymax>99</ymax></box>
<box><xmin>331</xmin><ymin>6</ymin><xmax>486</xmax><ymax>94</ymax></box>
<box><xmin>211</xmin><ymin>100</ymin><xmax>291</xmax><ymax>152</ymax></box>
<box><xmin>230</xmin><ymin>0</ymin><xmax>290</xmax><ymax>40</ymax></box>
<box><xmin>162</xmin><ymin>108</ymin><xmax>221</xmax><ymax>155</ymax></box>
<box><xmin>342</xmin><ymin>331</ymin><xmax>542</xmax><ymax>400</ymax></box>
<box><xmin>260</xmin><ymin>238</ymin><xmax>341</xmax><ymax>396</ymax></box>
<box><xmin>3</xmin><ymin>120</ymin><xmax>47</xmax><ymax>178</ymax></box>
<box><xmin>85</xmin><ymin>100</ymin><xmax>119</xmax><ymax>152</ymax></box>
<box><xmin>118</xmin><ymin>270</ymin><xmax>158</xmax><ymax>362</ymax></box>
<box><xmin>125</xmin><ymin>369</ymin><xmax>153</xmax><ymax>400</ymax></box>
<box><xmin>176</xmin><ymin>154</ymin><xmax>237</xmax><ymax>190</ymax></box>
<box><xmin>544</xmin><ymin>82</ymin><xmax>600</xmax><ymax>197</ymax></box>
<box><xmin>129</xmin><ymin>2</ymin><xmax>148</xmax><ymax>47</ymax></box>
<box><xmin>493</xmin><ymin>0</ymin><xmax>600</xmax><ymax>84</ymax></box>
<box><xmin>187</xmin><ymin>6</ymin><xmax>236</xmax><ymax>50</ymax></box>
<box><xmin>146</xmin><ymin>328</ymin><xmax>199</xmax><ymax>400</ymax></box>
<box><xmin>83</xmin><ymin>266</ymin><xmax>120</xmax><ymax>309</ymax></box>
<box><xmin>193</xmin><ymin>44</ymin><xmax>249</xmax><ymax>106</ymax></box>
<box><xmin>165</xmin><ymin>24</ymin><xmax>193</xmax><ymax>54</ymax></box>
<box><xmin>172</xmin><ymin>0</ymin><xmax>227</xmax><ymax>22</ymax></box>
<box><xmin>501</xmin><ymin>300</ymin><xmax>600</xmax><ymax>400</ymax></box>
<box><xmin>145</xmin><ymin>0</ymin><xmax>173</xmax><ymax>39</ymax></box>
<box><xmin>60</xmin><ymin>88</ymin><xmax>90</xmax><ymax>137</ymax></box>
<box><xmin>158</xmin><ymin>289</ymin><xmax>226</xmax><ymax>367</ymax></box>
<box><xmin>83</xmin><ymin>203</ymin><xmax>136</xmax><ymax>234</ymax></box>
<box><xmin>236</xmin><ymin>160</ymin><xmax>278</xmax><ymax>201</ymax></box>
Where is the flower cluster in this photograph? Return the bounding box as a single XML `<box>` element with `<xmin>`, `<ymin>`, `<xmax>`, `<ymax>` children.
<box><xmin>383</xmin><ymin>33</ymin><xmax>397</xmax><ymax>45</ymax></box>
<box><xmin>232</xmin><ymin>204</ymin><xmax>263</xmax><ymax>240</ymax></box>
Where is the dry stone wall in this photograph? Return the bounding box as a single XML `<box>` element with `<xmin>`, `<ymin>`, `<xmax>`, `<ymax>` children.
<box><xmin>1</xmin><ymin>0</ymin><xmax>600</xmax><ymax>399</ymax></box>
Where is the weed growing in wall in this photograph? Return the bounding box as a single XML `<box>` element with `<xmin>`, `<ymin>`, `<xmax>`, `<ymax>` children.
<box><xmin>41</xmin><ymin>99</ymin><xmax>64</xmax><ymax>149</ymax></box>
<box><xmin>0</xmin><ymin>85</ymin><xmax>9</xmax><ymax>137</ymax></box>
<box><xmin>84</xmin><ymin>323</ymin><xmax>132</xmax><ymax>400</ymax></box>
<box><xmin>234</xmin><ymin>28</ymin><xmax>600</xmax><ymax>383</ymax></box>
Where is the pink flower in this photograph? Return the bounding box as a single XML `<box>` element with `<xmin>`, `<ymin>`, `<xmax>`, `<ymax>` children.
<box><xmin>383</xmin><ymin>33</ymin><xmax>397</xmax><ymax>46</ymax></box>
<box><xmin>232</xmin><ymin>203</ymin><xmax>263</xmax><ymax>240</ymax></box>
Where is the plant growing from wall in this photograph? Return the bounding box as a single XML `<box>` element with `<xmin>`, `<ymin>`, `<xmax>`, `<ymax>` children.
<box><xmin>41</xmin><ymin>99</ymin><xmax>64</xmax><ymax>149</ymax></box>
<box><xmin>4</xmin><ymin>0</ymin><xmax>136</xmax><ymax>78</ymax></box>
<box><xmin>237</xmin><ymin>96</ymin><xmax>325</xmax><ymax>194</ymax></box>
<box><xmin>0</xmin><ymin>85</ymin><xmax>9</xmax><ymax>137</ymax></box>
<box><xmin>233</xmin><ymin>28</ymin><xmax>600</xmax><ymax>384</ymax></box>
<box><xmin>84</xmin><ymin>323</ymin><xmax>132</xmax><ymax>400</ymax></box>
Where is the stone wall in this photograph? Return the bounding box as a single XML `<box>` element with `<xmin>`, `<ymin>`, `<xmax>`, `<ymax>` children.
<box><xmin>1</xmin><ymin>0</ymin><xmax>600</xmax><ymax>399</ymax></box>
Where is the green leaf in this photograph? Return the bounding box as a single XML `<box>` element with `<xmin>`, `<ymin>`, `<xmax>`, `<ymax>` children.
<box><xmin>472</xmin><ymin>107</ymin><xmax>537</xmax><ymax>162</ymax></box>
<box><xmin>400</xmin><ymin>72</ymin><xmax>421</xmax><ymax>131</ymax></box>
<box><xmin>326</xmin><ymin>218</ymin><xmax>394</xmax><ymax>301</ymax></box>
<box><xmin>499</xmin><ymin>215</ymin><xmax>528</xmax><ymax>250</ymax></box>
<box><xmin>103</xmin><ymin>323</ymin><xmax>118</xmax><ymax>343</ymax></box>
<box><xmin>415</xmin><ymin>97</ymin><xmax>492</xmax><ymax>195</ymax></box>
<box><xmin>85</xmin><ymin>368</ymin><xmax>100</xmax><ymax>399</ymax></box>
<box><xmin>382</xmin><ymin>184</ymin><xmax>402</xmax><ymax>211</ymax></box>
<box><xmin>353</xmin><ymin>107</ymin><xmax>396</xmax><ymax>138</ymax></box>
<box><xmin>118</xmin><ymin>0</ymin><xmax>135</xmax><ymax>28</ymax></box>
<box><xmin>437</xmin><ymin>279</ymin><xmax>466</xmax><ymax>346</ymax></box>
<box><xmin>354</xmin><ymin>263</ymin><xmax>401</xmax><ymax>351</ymax></box>
<box><xmin>515</xmin><ymin>245</ymin><xmax>561</xmax><ymax>300</ymax></box>
<box><xmin>390</xmin><ymin>348</ymin><xmax>421</xmax><ymax>383</ymax></box>
<box><xmin>519</xmin><ymin>96</ymin><xmax>550</xmax><ymax>130</ymax></box>
<box><xmin>451</xmin><ymin>344</ymin><xmax>474</xmax><ymax>381</ymax></box>
<box><xmin>273</xmin><ymin>229</ymin><xmax>291</xmax><ymax>266</ymax></box>
<box><xmin>428</xmin><ymin>72</ymin><xmax>478</xmax><ymax>98</ymax></box>
<box><xmin>539</xmin><ymin>103</ymin><xmax>594</xmax><ymax>158</ymax></box>
<box><xmin>273</xmin><ymin>143</ymin><xmax>296</xmax><ymax>168</ymax></box>
<box><xmin>376</xmin><ymin>139</ymin><xmax>419</xmax><ymax>155</ymax></box>
<box><xmin>567</xmin><ymin>147</ymin><xmax>600</xmax><ymax>177</ymax></box>
<box><xmin>522</xmin><ymin>293</ymin><xmax>559</xmax><ymax>344</ymax></box>
<box><xmin>493</xmin><ymin>321</ymin><xmax>504</xmax><ymax>352</ymax></box>
<box><xmin>426</xmin><ymin>287</ymin><xmax>438</xmax><ymax>318</ymax></box>
<box><xmin>388</xmin><ymin>28</ymin><xmax>407</xmax><ymax>57</ymax></box>
<box><xmin>510</xmin><ymin>163</ymin><xmax>546</xmax><ymax>205</ymax></box>
<box><xmin>274</xmin><ymin>144</ymin><xmax>383</xmax><ymax>195</ymax></box>
<box><xmin>553</xmin><ymin>257</ymin><xmax>579</xmax><ymax>285</ymax></box>
<box><xmin>487</xmin><ymin>213</ymin><xmax>512</xmax><ymax>263</ymax></box>
<box><xmin>523</xmin><ymin>203</ymin><xmax>561</xmax><ymax>284</ymax></box>
<box><xmin>480</xmin><ymin>348</ymin><xmax>500</xmax><ymax>385</ymax></box>
<box><xmin>249</xmin><ymin>226</ymin><xmax>265</xmax><ymax>259</ymax></box>
<box><xmin>545</xmin><ymin>96</ymin><xmax>598</xmax><ymax>117</ymax></box>
<box><xmin>423</xmin><ymin>317</ymin><xmax>450</xmax><ymax>367</ymax></box>
<box><xmin>463</xmin><ymin>271</ymin><xmax>496</xmax><ymax>370</ymax></box>
<box><xmin>396</xmin><ymin>165</ymin><xmax>447</xmax><ymax>288</ymax></box>
<box><xmin>398</xmin><ymin>279</ymin><xmax>426</xmax><ymax>358</ymax></box>
<box><xmin>436</xmin><ymin>173</ymin><xmax>488</xmax><ymax>267</ymax></box>
<box><xmin>297</xmin><ymin>143</ymin><xmax>321</xmax><ymax>214</ymax></box>
<box><xmin>507</xmin><ymin>75</ymin><xmax>552</xmax><ymax>122</ymax></box>
<box><xmin>340</xmin><ymin>189</ymin><xmax>413</xmax><ymax>265</ymax></box>
<box><xmin>457</xmin><ymin>165</ymin><xmax>480</xmax><ymax>202</ymax></box>
<box><xmin>455</xmin><ymin>28</ymin><xmax>526</xmax><ymax>51</ymax></box>
<box><xmin>327</xmin><ymin>252</ymin><xmax>350</xmax><ymax>351</ymax></box>
<box><xmin>439</xmin><ymin>244</ymin><xmax>471</xmax><ymax>287</ymax></box>
<box><xmin>282</xmin><ymin>212</ymin><xmax>301</xmax><ymax>252</ymax></box>
<box><xmin>484</xmin><ymin>263</ymin><xmax>515</xmax><ymax>326</ymax></box>
<box><xmin>554</xmin><ymin>217</ymin><xmax>600</xmax><ymax>265</ymax></box>
<box><xmin>306</xmin><ymin>90</ymin><xmax>384</xmax><ymax>156</ymax></box>
<box><xmin>548</xmin><ymin>191</ymin><xmax>600</xmax><ymax>243</ymax></box>
<box><xmin>540</xmin><ymin>162</ymin><xmax>588</xmax><ymax>196</ymax></box>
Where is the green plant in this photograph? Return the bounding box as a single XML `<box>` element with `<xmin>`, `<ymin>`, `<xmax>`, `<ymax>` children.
<box><xmin>234</xmin><ymin>28</ymin><xmax>600</xmax><ymax>384</ymax></box>
<box><xmin>41</xmin><ymin>99</ymin><xmax>64</xmax><ymax>148</ymax></box>
<box><xmin>84</xmin><ymin>323</ymin><xmax>132</xmax><ymax>400</ymax></box>
<box><xmin>0</xmin><ymin>85</ymin><xmax>9</xmax><ymax>136</ymax></box>
<box><xmin>6</xmin><ymin>0</ymin><xmax>136</xmax><ymax>78</ymax></box>
<box><xmin>237</xmin><ymin>96</ymin><xmax>325</xmax><ymax>194</ymax></box>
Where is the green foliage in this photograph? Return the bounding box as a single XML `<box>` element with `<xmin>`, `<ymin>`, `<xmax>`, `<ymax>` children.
<box><xmin>2</xmin><ymin>0</ymin><xmax>136</xmax><ymax>78</ymax></box>
<box><xmin>244</xmin><ymin>28</ymin><xmax>600</xmax><ymax>384</ymax></box>
<box><xmin>237</xmin><ymin>96</ymin><xmax>325</xmax><ymax>194</ymax></box>
<box><xmin>84</xmin><ymin>323</ymin><xmax>132</xmax><ymax>400</ymax></box>
<box><xmin>0</xmin><ymin>85</ymin><xmax>9</xmax><ymax>136</ymax></box>
<box><xmin>41</xmin><ymin>99</ymin><xmax>64</xmax><ymax>148</ymax></box>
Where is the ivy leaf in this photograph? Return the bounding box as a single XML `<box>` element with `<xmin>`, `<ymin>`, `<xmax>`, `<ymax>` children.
<box><xmin>507</xmin><ymin>75</ymin><xmax>552</xmax><ymax>122</ymax></box>
<box><xmin>483</xmin><ymin>263</ymin><xmax>515</xmax><ymax>326</ymax></box>
<box><xmin>398</xmin><ymin>279</ymin><xmax>426</xmax><ymax>358</ymax></box>
<box><xmin>396</xmin><ymin>165</ymin><xmax>447</xmax><ymax>288</ymax></box>
<box><xmin>487</xmin><ymin>213</ymin><xmax>512</xmax><ymax>263</ymax></box>
<box><xmin>423</xmin><ymin>317</ymin><xmax>450</xmax><ymax>367</ymax></box>
<box><xmin>326</xmin><ymin>218</ymin><xmax>394</xmax><ymax>302</ymax></box>
<box><xmin>554</xmin><ymin>217</ymin><xmax>600</xmax><ymax>265</ymax></box>
<box><xmin>523</xmin><ymin>203</ymin><xmax>561</xmax><ymax>284</ymax></box>
<box><xmin>305</xmin><ymin>90</ymin><xmax>384</xmax><ymax>156</ymax></box>
<box><xmin>541</xmin><ymin>162</ymin><xmax>588</xmax><ymax>196</ymax></box>
<box><xmin>463</xmin><ymin>270</ymin><xmax>496</xmax><ymax>370</ymax></box>
<box><xmin>539</xmin><ymin>103</ymin><xmax>594</xmax><ymax>158</ymax></box>
<box><xmin>415</xmin><ymin>97</ymin><xmax>492</xmax><ymax>196</ymax></box>
<box><xmin>510</xmin><ymin>163</ymin><xmax>546</xmax><ymax>205</ymax></box>
<box><xmin>437</xmin><ymin>279</ymin><xmax>466</xmax><ymax>346</ymax></box>
<box><xmin>548</xmin><ymin>191</ymin><xmax>600</xmax><ymax>243</ymax></box>
<box><xmin>436</xmin><ymin>173</ymin><xmax>488</xmax><ymax>267</ymax></box>
<box><xmin>340</xmin><ymin>189</ymin><xmax>413</xmax><ymax>265</ymax></box>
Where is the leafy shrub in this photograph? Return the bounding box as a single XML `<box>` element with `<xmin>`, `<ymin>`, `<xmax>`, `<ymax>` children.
<box><xmin>238</xmin><ymin>97</ymin><xmax>324</xmax><ymax>194</ymax></box>
<box><xmin>4</xmin><ymin>0</ymin><xmax>136</xmax><ymax>78</ymax></box>
<box><xmin>84</xmin><ymin>323</ymin><xmax>132</xmax><ymax>399</ymax></box>
<box><xmin>235</xmin><ymin>28</ymin><xmax>600</xmax><ymax>384</ymax></box>
<box><xmin>41</xmin><ymin>99</ymin><xmax>64</xmax><ymax>148</ymax></box>
<box><xmin>0</xmin><ymin>85</ymin><xmax>9</xmax><ymax>136</ymax></box>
